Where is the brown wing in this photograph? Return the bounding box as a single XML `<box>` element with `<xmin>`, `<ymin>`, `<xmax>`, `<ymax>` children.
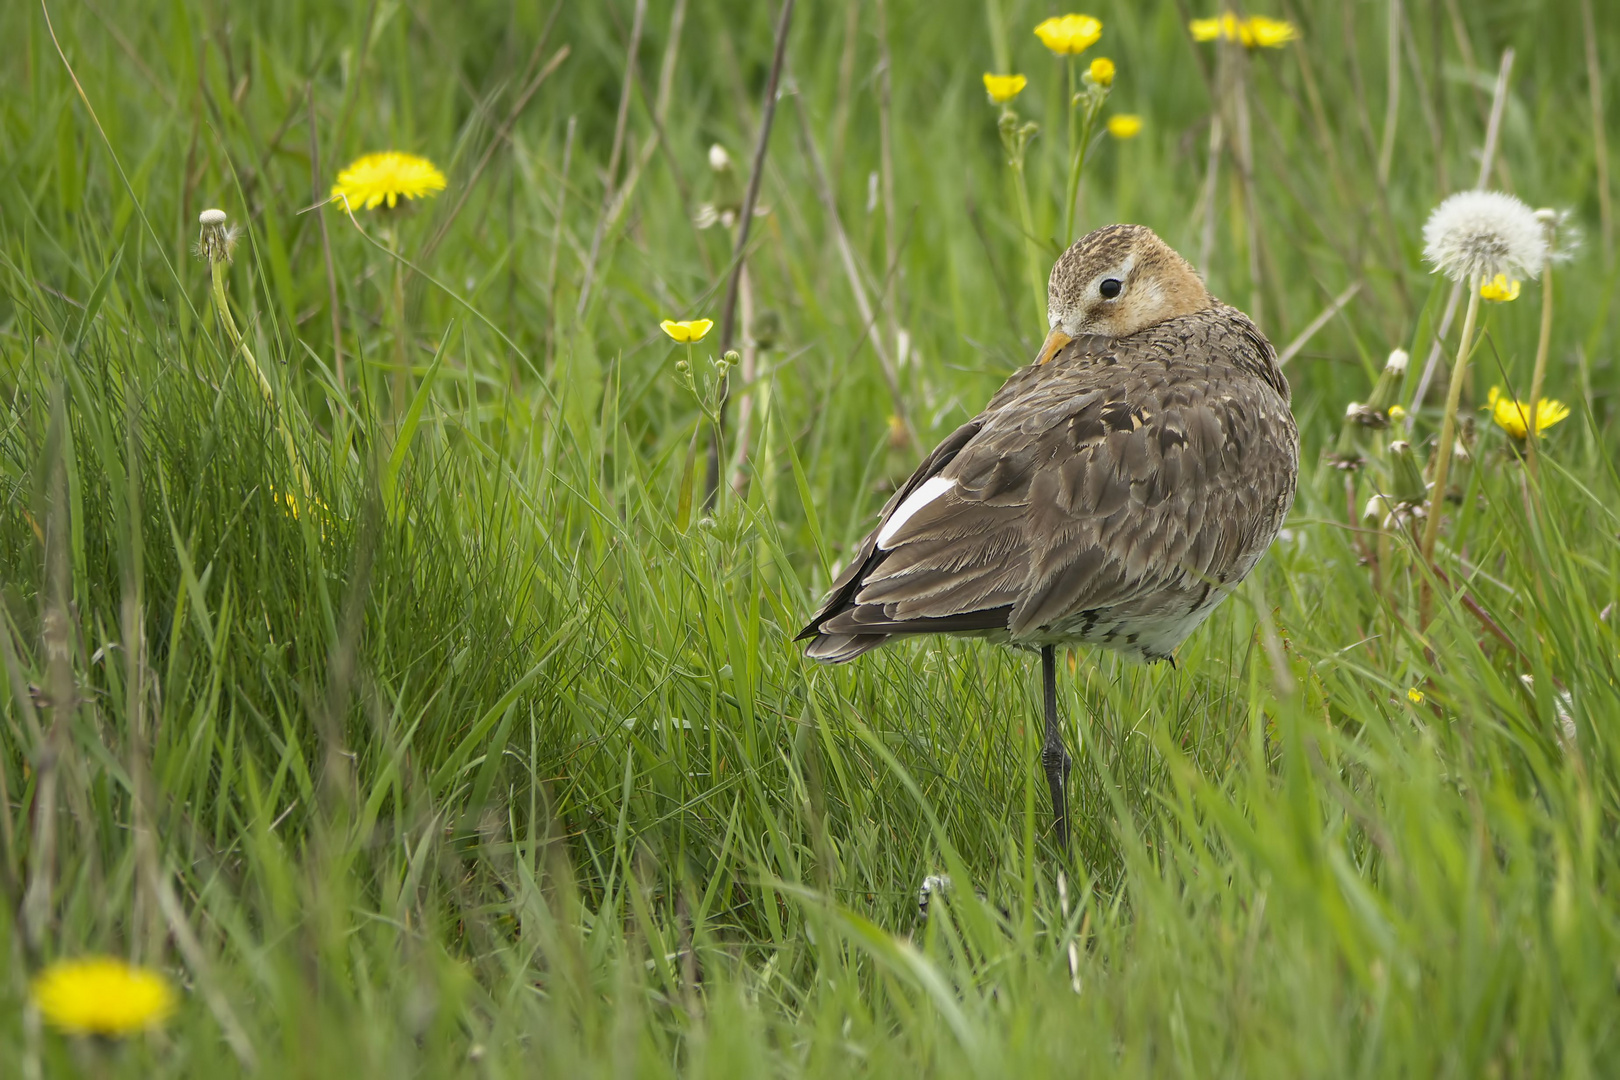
<box><xmin>799</xmin><ymin>309</ymin><xmax>1297</xmax><ymax>662</ymax></box>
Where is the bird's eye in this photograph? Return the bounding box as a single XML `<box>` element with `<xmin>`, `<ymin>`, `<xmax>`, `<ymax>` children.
<box><xmin>1099</xmin><ymin>278</ymin><xmax>1123</xmax><ymax>299</ymax></box>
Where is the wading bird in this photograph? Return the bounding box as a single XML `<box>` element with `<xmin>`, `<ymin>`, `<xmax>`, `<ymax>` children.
<box><xmin>798</xmin><ymin>224</ymin><xmax>1298</xmax><ymax>845</ymax></box>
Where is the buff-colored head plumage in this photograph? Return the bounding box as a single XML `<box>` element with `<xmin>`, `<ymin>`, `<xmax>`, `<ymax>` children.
<box><xmin>1046</xmin><ymin>224</ymin><xmax>1213</xmax><ymax>340</ymax></box>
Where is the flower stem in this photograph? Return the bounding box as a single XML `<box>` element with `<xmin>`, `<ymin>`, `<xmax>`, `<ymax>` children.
<box><xmin>1063</xmin><ymin>58</ymin><xmax>1079</xmax><ymax>245</ymax></box>
<box><xmin>1011</xmin><ymin>157</ymin><xmax>1045</xmax><ymax>323</ymax></box>
<box><xmin>1418</xmin><ymin>276</ymin><xmax>1482</xmax><ymax>625</ymax></box>
<box><xmin>210</xmin><ymin>259</ymin><xmax>311</xmax><ymax>500</ymax></box>
<box><xmin>1526</xmin><ymin>260</ymin><xmax>1555</xmax><ymax>482</ymax></box>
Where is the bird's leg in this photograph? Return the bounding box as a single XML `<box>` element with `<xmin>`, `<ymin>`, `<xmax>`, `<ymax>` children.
<box><xmin>1040</xmin><ymin>645</ymin><xmax>1073</xmax><ymax>847</ymax></box>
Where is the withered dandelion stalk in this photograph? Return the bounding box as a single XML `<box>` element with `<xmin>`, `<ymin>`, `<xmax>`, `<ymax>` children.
<box><xmin>198</xmin><ymin>210</ymin><xmax>311</xmax><ymax>500</ymax></box>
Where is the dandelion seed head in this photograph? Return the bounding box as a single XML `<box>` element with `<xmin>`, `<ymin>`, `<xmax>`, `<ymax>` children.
<box><xmin>1535</xmin><ymin>207</ymin><xmax>1582</xmax><ymax>265</ymax></box>
<box><xmin>194</xmin><ymin>208</ymin><xmax>241</xmax><ymax>264</ymax></box>
<box><xmin>1421</xmin><ymin>190</ymin><xmax>1545</xmax><ymax>284</ymax></box>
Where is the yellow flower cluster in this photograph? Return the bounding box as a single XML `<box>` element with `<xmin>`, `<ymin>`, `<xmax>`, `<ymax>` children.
<box><xmin>1480</xmin><ymin>273</ymin><xmax>1521</xmax><ymax>302</ymax></box>
<box><xmin>331</xmin><ymin>151</ymin><xmax>447</xmax><ymax>211</ymax></box>
<box><xmin>31</xmin><ymin>957</ymin><xmax>176</xmax><ymax>1036</ymax></box>
<box><xmin>1486</xmin><ymin>386</ymin><xmax>1570</xmax><ymax>440</ymax></box>
<box><xmin>982</xmin><ymin>73</ymin><xmax>1028</xmax><ymax>104</ymax></box>
<box><xmin>1034</xmin><ymin>14</ymin><xmax>1102</xmax><ymax>55</ymax></box>
<box><xmin>661</xmin><ymin>318</ymin><xmax>714</xmax><ymax>344</ymax></box>
<box><xmin>1189</xmin><ymin>12</ymin><xmax>1299</xmax><ymax>48</ymax></box>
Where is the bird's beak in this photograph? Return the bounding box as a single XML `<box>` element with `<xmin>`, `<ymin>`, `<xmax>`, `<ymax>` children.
<box><xmin>1036</xmin><ymin>328</ymin><xmax>1072</xmax><ymax>366</ymax></box>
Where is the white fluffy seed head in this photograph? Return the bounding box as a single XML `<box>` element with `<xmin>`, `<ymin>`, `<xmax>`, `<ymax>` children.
<box><xmin>1384</xmin><ymin>348</ymin><xmax>1409</xmax><ymax>374</ymax></box>
<box><xmin>708</xmin><ymin>143</ymin><xmax>731</xmax><ymax>172</ymax></box>
<box><xmin>1422</xmin><ymin>190</ymin><xmax>1546</xmax><ymax>284</ymax></box>
<box><xmin>199</xmin><ymin>208</ymin><xmax>227</xmax><ymax>226</ymax></box>
<box><xmin>1535</xmin><ymin>207</ymin><xmax>1581</xmax><ymax>265</ymax></box>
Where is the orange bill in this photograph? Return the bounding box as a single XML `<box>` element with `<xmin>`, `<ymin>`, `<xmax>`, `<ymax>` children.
<box><xmin>1036</xmin><ymin>328</ymin><xmax>1073</xmax><ymax>365</ymax></box>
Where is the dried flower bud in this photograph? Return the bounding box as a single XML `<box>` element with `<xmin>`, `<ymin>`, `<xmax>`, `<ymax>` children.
<box><xmin>1384</xmin><ymin>349</ymin><xmax>1408</xmax><ymax>374</ymax></box>
<box><xmin>1388</xmin><ymin>440</ymin><xmax>1428</xmax><ymax>504</ymax></box>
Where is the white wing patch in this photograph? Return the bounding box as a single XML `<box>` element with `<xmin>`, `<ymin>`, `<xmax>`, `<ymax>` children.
<box><xmin>877</xmin><ymin>476</ymin><xmax>954</xmax><ymax>548</ymax></box>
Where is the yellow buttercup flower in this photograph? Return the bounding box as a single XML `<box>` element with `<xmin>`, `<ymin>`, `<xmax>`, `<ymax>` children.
<box><xmin>982</xmin><ymin>73</ymin><xmax>1028</xmax><ymax>104</ymax></box>
<box><xmin>1480</xmin><ymin>273</ymin><xmax>1521</xmax><ymax>302</ymax></box>
<box><xmin>1087</xmin><ymin>57</ymin><xmax>1115</xmax><ymax>86</ymax></box>
<box><xmin>1387</xmin><ymin>404</ymin><xmax>1407</xmax><ymax>424</ymax></box>
<box><xmin>661</xmin><ymin>318</ymin><xmax>714</xmax><ymax>344</ymax></box>
<box><xmin>331</xmin><ymin>151</ymin><xmax>447</xmax><ymax>211</ymax></box>
<box><xmin>1190</xmin><ymin>12</ymin><xmax>1298</xmax><ymax>48</ymax></box>
<box><xmin>32</xmin><ymin>957</ymin><xmax>177</xmax><ymax>1036</ymax></box>
<box><xmin>1034</xmin><ymin>14</ymin><xmax>1102</xmax><ymax>56</ymax></box>
<box><xmin>1407</xmin><ymin>687</ymin><xmax>1425</xmax><ymax>705</ymax></box>
<box><xmin>1107</xmin><ymin>114</ymin><xmax>1143</xmax><ymax>139</ymax></box>
<box><xmin>1486</xmin><ymin>386</ymin><xmax>1570</xmax><ymax>440</ymax></box>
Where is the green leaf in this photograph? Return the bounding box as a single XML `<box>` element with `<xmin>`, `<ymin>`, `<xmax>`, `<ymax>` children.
<box><xmin>382</xmin><ymin>320</ymin><xmax>453</xmax><ymax>516</ymax></box>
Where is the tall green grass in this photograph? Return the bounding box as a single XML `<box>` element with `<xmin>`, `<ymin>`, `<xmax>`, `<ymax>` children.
<box><xmin>1</xmin><ymin>0</ymin><xmax>1618</xmax><ymax>1074</ymax></box>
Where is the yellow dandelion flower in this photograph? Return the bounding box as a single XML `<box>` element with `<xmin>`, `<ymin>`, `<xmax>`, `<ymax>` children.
<box><xmin>1486</xmin><ymin>387</ymin><xmax>1570</xmax><ymax>440</ymax></box>
<box><xmin>1087</xmin><ymin>57</ymin><xmax>1116</xmax><ymax>86</ymax></box>
<box><xmin>32</xmin><ymin>957</ymin><xmax>176</xmax><ymax>1036</ymax></box>
<box><xmin>1190</xmin><ymin>12</ymin><xmax>1298</xmax><ymax>48</ymax></box>
<box><xmin>982</xmin><ymin>73</ymin><xmax>1028</xmax><ymax>104</ymax></box>
<box><xmin>1034</xmin><ymin>14</ymin><xmax>1103</xmax><ymax>56</ymax></box>
<box><xmin>1407</xmin><ymin>687</ymin><xmax>1425</xmax><ymax>704</ymax></box>
<box><xmin>330</xmin><ymin>151</ymin><xmax>447</xmax><ymax>211</ymax></box>
<box><xmin>1246</xmin><ymin>16</ymin><xmax>1299</xmax><ymax>46</ymax></box>
<box><xmin>1107</xmin><ymin>114</ymin><xmax>1143</xmax><ymax>139</ymax></box>
<box><xmin>661</xmin><ymin>318</ymin><xmax>714</xmax><ymax>344</ymax></box>
<box><xmin>1480</xmin><ymin>273</ymin><xmax>1521</xmax><ymax>302</ymax></box>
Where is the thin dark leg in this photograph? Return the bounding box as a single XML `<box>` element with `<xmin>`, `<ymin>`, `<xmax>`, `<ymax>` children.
<box><xmin>1040</xmin><ymin>645</ymin><xmax>1072</xmax><ymax>847</ymax></box>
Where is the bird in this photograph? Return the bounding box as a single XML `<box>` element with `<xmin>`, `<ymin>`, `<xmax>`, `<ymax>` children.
<box><xmin>797</xmin><ymin>223</ymin><xmax>1298</xmax><ymax>846</ymax></box>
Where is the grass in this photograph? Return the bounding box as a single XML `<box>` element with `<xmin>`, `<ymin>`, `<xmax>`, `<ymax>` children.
<box><xmin>1</xmin><ymin>0</ymin><xmax>1618</xmax><ymax>1074</ymax></box>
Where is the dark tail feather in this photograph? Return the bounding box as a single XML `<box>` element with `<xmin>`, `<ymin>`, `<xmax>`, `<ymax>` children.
<box><xmin>802</xmin><ymin>633</ymin><xmax>890</xmax><ymax>663</ymax></box>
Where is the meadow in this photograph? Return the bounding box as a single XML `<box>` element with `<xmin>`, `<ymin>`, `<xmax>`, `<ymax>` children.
<box><xmin>1</xmin><ymin>0</ymin><xmax>1618</xmax><ymax>1074</ymax></box>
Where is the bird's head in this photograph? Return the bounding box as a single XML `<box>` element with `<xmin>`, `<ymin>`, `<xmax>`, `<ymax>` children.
<box><xmin>1036</xmin><ymin>224</ymin><xmax>1215</xmax><ymax>364</ymax></box>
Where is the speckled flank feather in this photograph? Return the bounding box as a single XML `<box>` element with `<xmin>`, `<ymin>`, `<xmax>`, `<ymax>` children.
<box><xmin>799</xmin><ymin>227</ymin><xmax>1297</xmax><ymax>665</ymax></box>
